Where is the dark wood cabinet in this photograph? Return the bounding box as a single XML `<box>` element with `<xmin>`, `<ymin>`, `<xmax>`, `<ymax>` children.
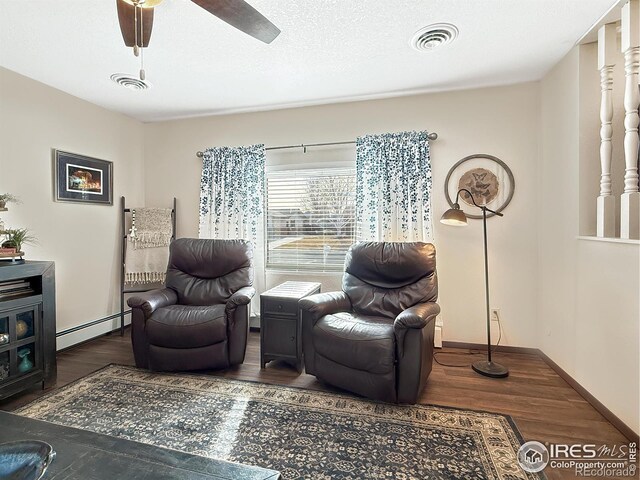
<box><xmin>260</xmin><ymin>281</ymin><xmax>321</xmax><ymax>372</ymax></box>
<box><xmin>0</xmin><ymin>261</ymin><xmax>56</xmax><ymax>400</ymax></box>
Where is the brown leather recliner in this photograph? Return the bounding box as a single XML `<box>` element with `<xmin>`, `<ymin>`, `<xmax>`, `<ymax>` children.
<box><xmin>127</xmin><ymin>238</ymin><xmax>255</xmax><ymax>372</ymax></box>
<box><xmin>300</xmin><ymin>242</ymin><xmax>440</xmax><ymax>404</ymax></box>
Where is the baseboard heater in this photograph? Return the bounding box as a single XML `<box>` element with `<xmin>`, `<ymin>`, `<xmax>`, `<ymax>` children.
<box><xmin>56</xmin><ymin>310</ymin><xmax>132</xmax><ymax>338</ymax></box>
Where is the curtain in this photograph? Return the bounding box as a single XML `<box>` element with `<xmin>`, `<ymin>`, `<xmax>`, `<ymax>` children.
<box><xmin>198</xmin><ymin>144</ymin><xmax>266</xmax><ymax>313</ymax></box>
<box><xmin>355</xmin><ymin>131</ymin><xmax>433</xmax><ymax>242</ymax></box>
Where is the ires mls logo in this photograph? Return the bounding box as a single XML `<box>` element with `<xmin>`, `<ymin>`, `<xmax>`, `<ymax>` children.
<box><xmin>550</xmin><ymin>443</ymin><xmax>636</xmax><ymax>460</ymax></box>
<box><xmin>518</xmin><ymin>441</ymin><xmax>638</xmax><ymax>477</ymax></box>
<box><xmin>549</xmin><ymin>444</ymin><xmax>598</xmax><ymax>458</ymax></box>
<box><xmin>518</xmin><ymin>441</ymin><xmax>550</xmax><ymax>473</ymax></box>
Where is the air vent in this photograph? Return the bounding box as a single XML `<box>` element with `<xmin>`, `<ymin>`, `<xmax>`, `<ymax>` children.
<box><xmin>410</xmin><ymin>23</ymin><xmax>458</xmax><ymax>52</ymax></box>
<box><xmin>110</xmin><ymin>73</ymin><xmax>150</xmax><ymax>90</ymax></box>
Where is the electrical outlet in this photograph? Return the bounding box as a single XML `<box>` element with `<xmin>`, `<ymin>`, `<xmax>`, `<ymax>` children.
<box><xmin>490</xmin><ymin>308</ymin><xmax>500</xmax><ymax>322</ymax></box>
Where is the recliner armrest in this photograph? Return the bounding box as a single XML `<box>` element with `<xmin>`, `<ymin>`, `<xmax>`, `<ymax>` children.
<box><xmin>299</xmin><ymin>291</ymin><xmax>352</xmax><ymax>322</ymax></box>
<box><xmin>394</xmin><ymin>302</ymin><xmax>440</xmax><ymax>355</ymax></box>
<box><xmin>395</xmin><ymin>303</ymin><xmax>440</xmax><ymax>330</ymax></box>
<box><xmin>226</xmin><ymin>286</ymin><xmax>256</xmax><ymax>312</ymax></box>
<box><xmin>127</xmin><ymin>288</ymin><xmax>178</xmax><ymax>320</ymax></box>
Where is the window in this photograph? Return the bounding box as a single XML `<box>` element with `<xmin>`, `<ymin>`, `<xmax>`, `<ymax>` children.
<box><xmin>266</xmin><ymin>168</ymin><xmax>356</xmax><ymax>271</ymax></box>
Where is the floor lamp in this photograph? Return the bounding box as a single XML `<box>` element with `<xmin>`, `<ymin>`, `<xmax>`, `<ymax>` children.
<box><xmin>440</xmin><ymin>188</ymin><xmax>509</xmax><ymax>378</ymax></box>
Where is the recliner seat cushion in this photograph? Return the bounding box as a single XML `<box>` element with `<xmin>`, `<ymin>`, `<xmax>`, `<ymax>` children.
<box><xmin>313</xmin><ymin>312</ymin><xmax>395</xmax><ymax>374</ymax></box>
<box><xmin>146</xmin><ymin>304</ymin><xmax>226</xmax><ymax>348</ymax></box>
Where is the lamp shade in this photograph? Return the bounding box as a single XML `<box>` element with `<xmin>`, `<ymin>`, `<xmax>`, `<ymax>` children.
<box><xmin>122</xmin><ymin>0</ymin><xmax>163</xmax><ymax>7</ymax></box>
<box><xmin>440</xmin><ymin>204</ymin><xmax>468</xmax><ymax>226</ymax></box>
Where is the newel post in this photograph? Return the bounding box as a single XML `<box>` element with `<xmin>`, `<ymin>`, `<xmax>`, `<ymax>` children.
<box><xmin>597</xmin><ymin>23</ymin><xmax>617</xmax><ymax>237</ymax></box>
<box><xmin>621</xmin><ymin>0</ymin><xmax>640</xmax><ymax>239</ymax></box>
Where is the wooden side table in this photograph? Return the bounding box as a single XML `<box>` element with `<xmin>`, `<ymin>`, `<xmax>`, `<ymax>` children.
<box><xmin>260</xmin><ymin>281</ymin><xmax>321</xmax><ymax>372</ymax></box>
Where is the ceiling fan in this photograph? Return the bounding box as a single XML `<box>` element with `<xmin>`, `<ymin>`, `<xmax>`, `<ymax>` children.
<box><xmin>116</xmin><ymin>0</ymin><xmax>281</xmax><ymax>81</ymax></box>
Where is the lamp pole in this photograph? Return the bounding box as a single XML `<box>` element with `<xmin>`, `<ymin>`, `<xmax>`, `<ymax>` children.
<box><xmin>440</xmin><ymin>189</ymin><xmax>509</xmax><ymax>378</ymax></box>
<box><xmin>482</xmin><ymin>206</ymin><xmax>492</xmax><ymax>365</ymax></box>
<box><xmin>482</xmin><ymin>206</ymin><xmax>491</xmax><ymax>363</ymax></box>
<box><xmin>473</xmin><ymin>199</ymin><xmax>508</xmax><ymax>378</ymax></box>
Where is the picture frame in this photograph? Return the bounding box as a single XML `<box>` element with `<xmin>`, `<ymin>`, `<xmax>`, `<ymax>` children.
<box><xmin>54</xmin><ymin>150</ymin><xmax>113</xmax><ymax>205</ymax></box>
<box><xmin>444</xmin><ymin>154</ymin><xmax>515</xmax><ymax>219</ymax></box>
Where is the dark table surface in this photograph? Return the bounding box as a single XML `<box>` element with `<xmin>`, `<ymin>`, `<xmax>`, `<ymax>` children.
<box><xmin>0</xmin><ymin>411</ymin><xmax>281</xmax><ymax>480</ymax></box>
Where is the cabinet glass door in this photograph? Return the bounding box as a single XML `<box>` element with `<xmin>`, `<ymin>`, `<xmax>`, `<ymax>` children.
<box><xmin>0</xmin><ymin>351</ymin><xmax>8</xmax><ymax>381</ymax></box>
<box><xmin>16</xmin><ymin>310</ymin><xmax>35</xmax><ymax>340</ymax></box>
<box><xmin>17</xmin><ymin>343</ymin><xmax>36</xmax><ymax>375</ymax></box>
<box><xmin>0</xmin><ymin>304</ymin><xmax>42</xmax><ymax>384</ymax></box>
<box><xmin>0</xmin><ymin>316</ymin><xmax>8</xmax><ymax>346</ymax></box>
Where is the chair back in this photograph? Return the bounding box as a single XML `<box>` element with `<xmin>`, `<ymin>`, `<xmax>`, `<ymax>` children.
<box><xmin>342</xmin><ymin>241</ymin><xmax>437</xmax><ymax>318</ymax></box>
<box><xmin>166</xmin><ymin>238</ymin><xmax>253</xmax><ymax>305</ymax></box>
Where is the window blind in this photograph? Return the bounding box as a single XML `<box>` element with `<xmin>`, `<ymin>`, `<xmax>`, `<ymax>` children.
<box><xmin>266</xmin><ymin>168</ymin><xmax>356</xmax><ymax>271</ymax></box>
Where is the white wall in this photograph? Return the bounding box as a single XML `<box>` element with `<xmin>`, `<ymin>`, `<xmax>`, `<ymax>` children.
<box><xmin>143</xmin><ymin>82</ymin><xmax>541</xmax><ymax>348</ymax></box>
<box><xmin>540</xmin><ymin>46</ymin><xmax>639</xmax><ymax>435</ymax></box>
<box><xmin>0</xmin><ymin>67</ymin><xmax>145</xmax><ymax>347</ymax></box>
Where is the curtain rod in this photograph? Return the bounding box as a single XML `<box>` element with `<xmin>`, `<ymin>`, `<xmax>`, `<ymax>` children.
<box><xmin>195</xmin><ymin>133</ymin><xmax>438</xmax><ymax>158</ymax></box>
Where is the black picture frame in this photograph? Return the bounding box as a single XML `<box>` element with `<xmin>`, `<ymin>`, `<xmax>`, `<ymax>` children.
<box><xmin>54</xmin><ymin>150</ymin><xmax>113</xmax><ymax>205</ymax></box>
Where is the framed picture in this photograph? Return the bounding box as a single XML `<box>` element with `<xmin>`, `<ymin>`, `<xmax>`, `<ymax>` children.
<box><xmin>54</xmin><ymin>150</ymin><xmax>113</xmax><ymax>205</ymax></box>
<box><xmin>444</xmin><ymin>154</ymin><xmax>515</xmax><ymax>219</ymax></box>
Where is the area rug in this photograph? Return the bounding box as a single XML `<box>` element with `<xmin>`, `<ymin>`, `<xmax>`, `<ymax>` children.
<box><xmin>16</xmin><ymin>365</ymin><xmax>542</xmax><ymax>480</ymax></box>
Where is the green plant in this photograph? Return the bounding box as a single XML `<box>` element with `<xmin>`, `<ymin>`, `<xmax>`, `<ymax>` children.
<box><xmin>1</xmin><ymin>228</ymin><xmax>37</xmax><ymax>252</ymax></box>
<box><xmin>0</xmin><ymin>193</ymin><xmax>21</xmax><ymax>206</ymax></box>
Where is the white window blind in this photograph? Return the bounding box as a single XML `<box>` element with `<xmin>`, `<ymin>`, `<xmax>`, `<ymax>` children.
<box><xmin>266</xmin><ymin>168</ymin><xmax>356</xmax><ymax>271</ymax></box>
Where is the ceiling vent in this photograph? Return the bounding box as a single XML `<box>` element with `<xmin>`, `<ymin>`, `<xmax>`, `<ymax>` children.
<box><xmin>110</xmin><ymin>73</ymin><xmax>150</xmax><ymax>90</ymax></box>
<box><xmin>410</xmin><ymin>23</ymin><xmax>458</xmax><ymax>52</ymax></box>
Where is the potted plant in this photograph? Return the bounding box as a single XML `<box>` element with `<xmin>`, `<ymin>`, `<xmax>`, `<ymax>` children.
<box><xmin>0</xmin><ymin>194</ymin><xmax>20</xmax><ymax>209</ymax></box>
<box><xmin>1</xmin><ymin>228</ymin><xmax>37</xmax><ymax>253</ymax></box>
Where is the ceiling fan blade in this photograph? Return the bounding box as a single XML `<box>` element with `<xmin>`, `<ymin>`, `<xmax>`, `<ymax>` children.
<box><xmin>190</xmin><ymin>0</ymin><xmax>280</xmax><ymax>44</ymax></box>
<box><xmin>116</xmin><ymin>0</ymin><xmax>154</xmax><ymax>48</ymax></box>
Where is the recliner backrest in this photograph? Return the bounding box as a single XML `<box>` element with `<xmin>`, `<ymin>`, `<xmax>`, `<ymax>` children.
<box><xmin>166</xmin><ymin>238</ymin><xmax>253</xmax><ymax>305</ymax></box>
<box><xmin>342</xmin><ymin>242</ymin><xmax>437</xmax><ymax>318</ymax></box>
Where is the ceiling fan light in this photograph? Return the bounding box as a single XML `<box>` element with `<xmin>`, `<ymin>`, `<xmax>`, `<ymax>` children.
<box><xmin>121</xmin><ymin>0</ymin><xmax>163</xmax><ymax>8</ymax></box>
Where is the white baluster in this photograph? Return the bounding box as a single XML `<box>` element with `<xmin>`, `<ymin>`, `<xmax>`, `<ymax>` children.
<box><xmin>600</xmin><ymin>65</ymin><xmax>614</xmax><ymax>196</ymax></box>
<box><xmin>597</xmin><ymin>23</ymin><xmax>617</xmax><ymax>237</ymax></box>
<box><xmin>623</xmin><ymin>47</ymin><xmax>639</xmax><ymax>191</ymax></box>
<box><xmin>621</xmin><ymin>0</ymin><xmax>640</xmax><ymax>239</ymax></box>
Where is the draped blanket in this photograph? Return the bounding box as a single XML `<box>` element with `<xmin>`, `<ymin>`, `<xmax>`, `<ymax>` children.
<box><xmin>131</xmin><ymin>208</ymin><xmax>173</xmax><ymax>249</ymax></box>
<box><xmin>125</xmin><ymin>208</ymin><xmax>173</xmax><ymax>285</ymax></box>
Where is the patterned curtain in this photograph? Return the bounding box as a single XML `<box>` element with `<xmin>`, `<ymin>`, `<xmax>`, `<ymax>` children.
<box><xmin>355</xmin><ymin>131</ymin><xmax>433</xmax><ymax>241</ymax></box>
<box><xmin>198</xmin><ymin>144</ymin><xmax>266</xmax><ymax>312</ymax></box>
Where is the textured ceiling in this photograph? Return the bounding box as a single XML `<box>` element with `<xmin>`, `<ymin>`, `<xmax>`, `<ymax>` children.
<box><xmin>0</xmin><ymin>0</ymin><xmax>617</xmax><ymax>122</ymax></box>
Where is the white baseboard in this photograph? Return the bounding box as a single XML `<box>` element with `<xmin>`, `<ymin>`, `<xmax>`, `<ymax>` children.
<box><xmin>56</xmin><ymin>312</ymin><xmax>131</xmax><ymax>351</ymax></box>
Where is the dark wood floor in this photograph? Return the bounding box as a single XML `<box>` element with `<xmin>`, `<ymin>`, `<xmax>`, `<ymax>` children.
<box><xmin>0</xmin><ymin>330</ymin><xmax>629</xmax><ymax>480</ymax></box>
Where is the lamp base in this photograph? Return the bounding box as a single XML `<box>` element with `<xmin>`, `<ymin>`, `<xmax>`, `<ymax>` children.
<box><xmin>472</xmin><ymin>360</ymin><xmax>509</xmax><ymax>378</ymax></box>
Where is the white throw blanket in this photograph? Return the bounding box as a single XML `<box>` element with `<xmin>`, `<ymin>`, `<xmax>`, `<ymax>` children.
<box><xmin>130</xmin><ymin>208</ymin><xmax>173</xmax><ymax>249</ymax></box>
<box><xmin>125</xmin><ymin>208</ymin><xmax>172</xmax><ymax>285</ymax></box>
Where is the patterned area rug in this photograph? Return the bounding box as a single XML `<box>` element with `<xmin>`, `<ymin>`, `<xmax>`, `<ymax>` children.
<box><xmin>16</xmin><ymin>365</ymin><xmax>542</xmax><ymax>480</ymax></box>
